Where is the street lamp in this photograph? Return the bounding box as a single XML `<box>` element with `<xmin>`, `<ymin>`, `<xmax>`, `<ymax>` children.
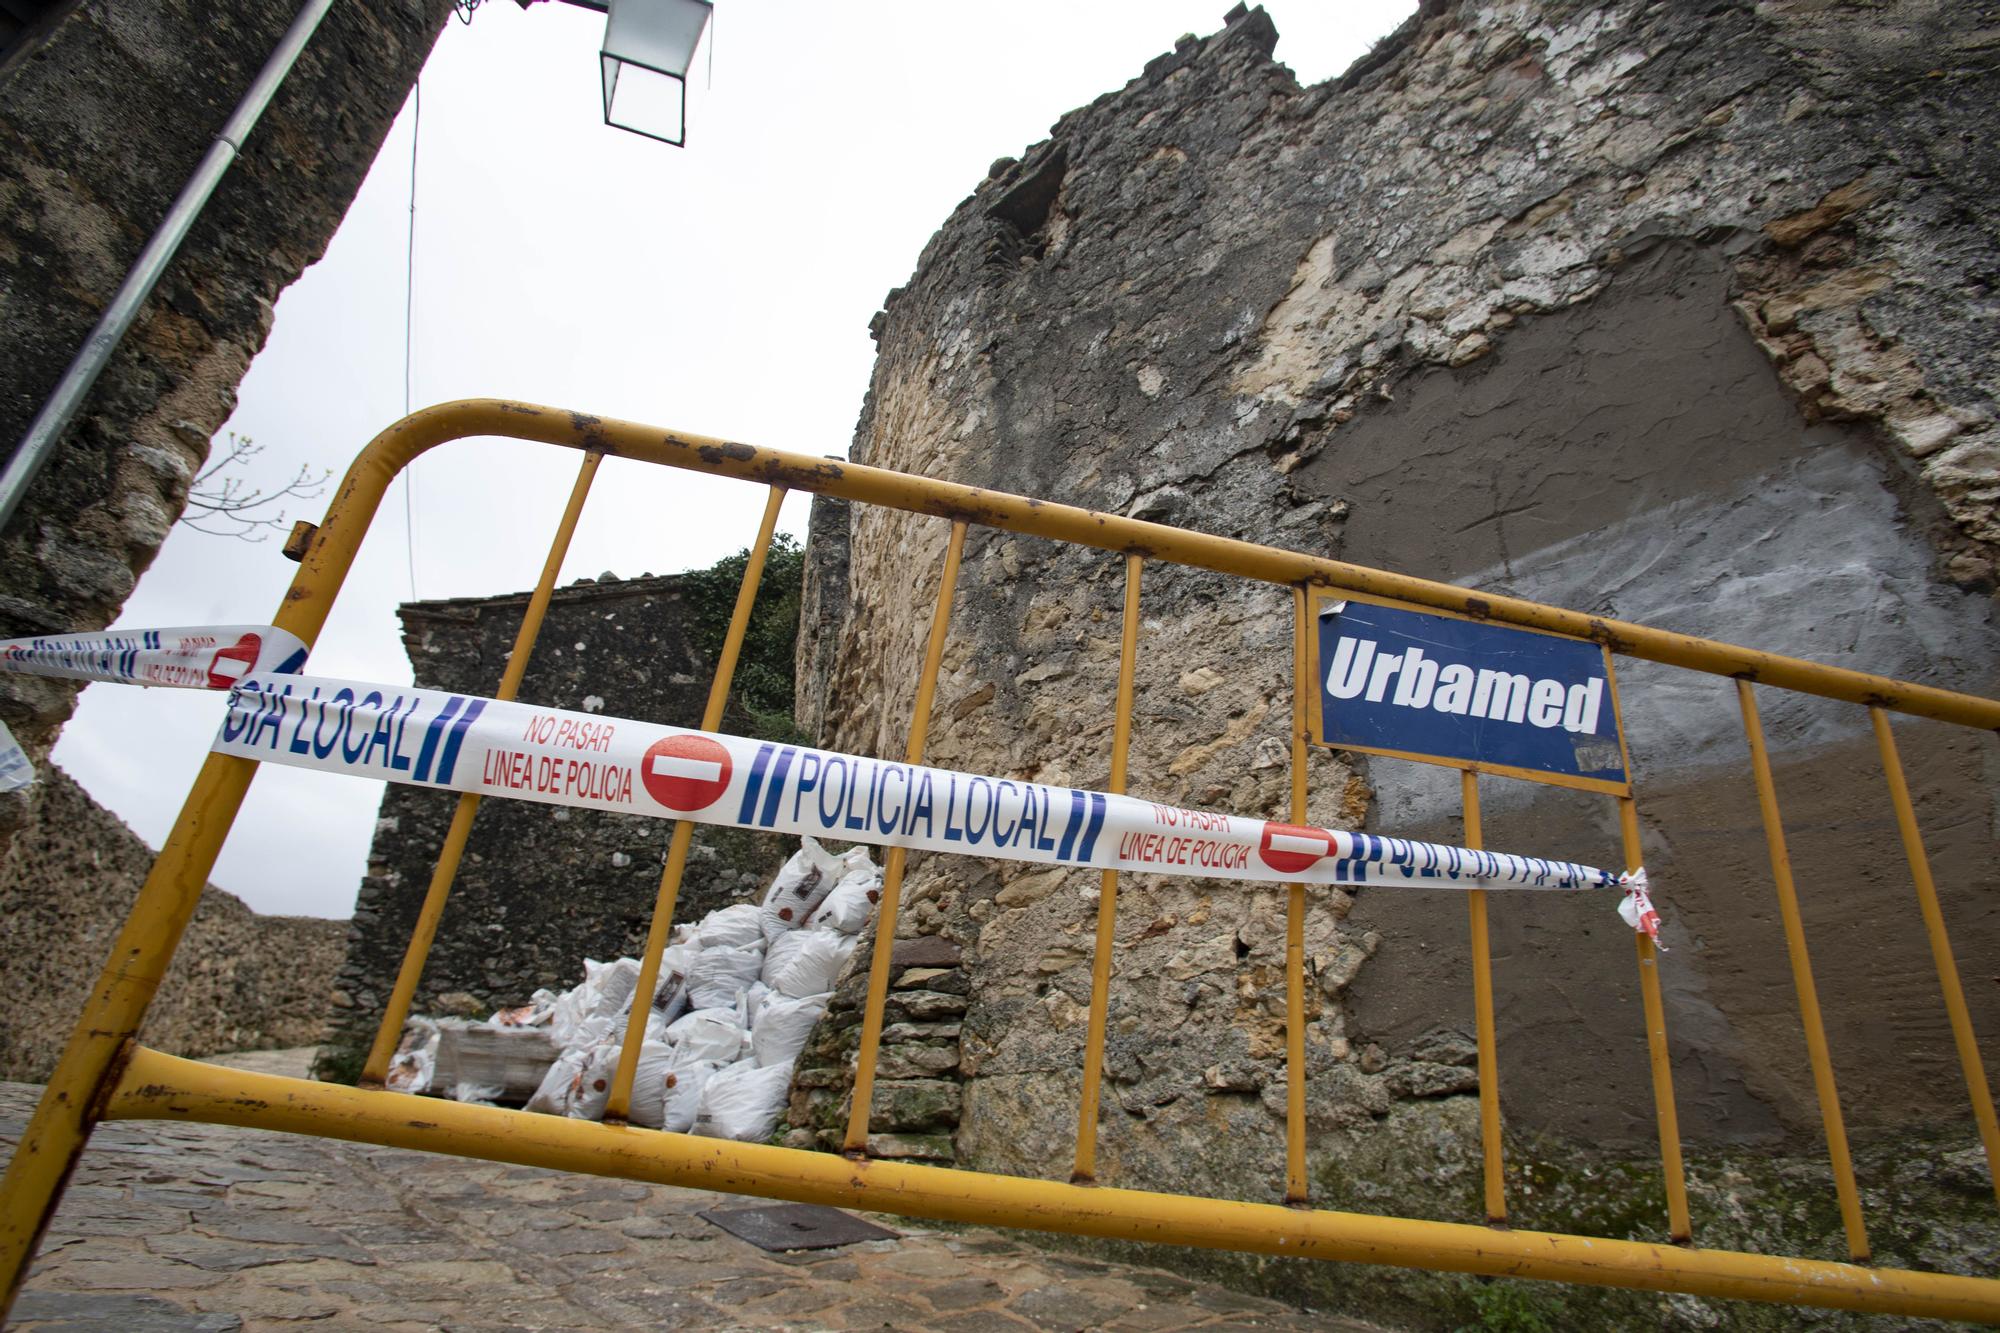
<box><xmin>600</xmin><ymin>0</ymin><xmax>712</xmax><ymax>146</ymax></box>
<box><xmin>523</xmin><ymin>0</ymin><xmax>713</xmax><ymax>146</ymax></box>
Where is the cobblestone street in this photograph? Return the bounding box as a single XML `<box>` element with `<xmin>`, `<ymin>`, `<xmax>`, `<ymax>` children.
<box><xmin>5</xmin><ymin>1051</ymin><xmax>1389</xmax><ymax>1331</ymax></box>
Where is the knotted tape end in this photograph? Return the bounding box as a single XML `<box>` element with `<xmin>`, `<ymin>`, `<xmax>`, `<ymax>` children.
<box><xmin>1617</xmin><ymin>868</ymin><xmax>1665</xmax><ymax>951</ymax></box>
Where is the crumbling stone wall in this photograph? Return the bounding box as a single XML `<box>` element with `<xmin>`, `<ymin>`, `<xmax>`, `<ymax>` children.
<box><xmin>0</xmin><ymin>0</ymin><xmax>451</xmax><ymax>855</ymax></box>
<box><xmin>798</xmin><ymin>2</ymin><xmax>2000</xmax><ymax>1323</ymax></box>
<box><xmin>0</xmin><ymin>766</ymin><xmax>344</xmax><ymax>1080</ymax></box>
<box><xmin>324</xmin><ymin>568</ymin><xmax>796</xmax><ymax>1078</ymax></box>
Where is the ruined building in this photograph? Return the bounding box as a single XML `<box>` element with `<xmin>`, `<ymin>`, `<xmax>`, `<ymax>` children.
<box><xmin>7</xmin><ymin>0</ymin><xmax>2000</xmax><ymax>1323</ymax></box>
<box><xmin>324</xmin><ymin>4</ymin><xmax>2000</xmax><ymax>1322</ymax></box>
<box><xmin>320</xmin><ymin>5</ymin><xmax>1992</xmax><ymax>1320</ymax></box>
<box><xmin>790</xmin><ymin>1</ymin><xmax>2000</xmax><ymax>1322</ymax></box>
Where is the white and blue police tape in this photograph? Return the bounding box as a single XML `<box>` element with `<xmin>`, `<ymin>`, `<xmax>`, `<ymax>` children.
<box><xmin>0</xmin><ymin>625</ymin><xmax>307</xmax><ymax>690</ymax></box>
<box><xmin>212</xmin><ymin>671</ymin><xmax>1649</xmax><ymax>901</ymax></box>
<box><xmin>0</xmin><ymin>720</ymin><xmax>33</xmax><ymax>793</ymax></box>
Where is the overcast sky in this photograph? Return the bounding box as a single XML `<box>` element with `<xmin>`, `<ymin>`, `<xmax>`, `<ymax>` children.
<box><xmin>51</xmin><ymin>0</ymin><xmax>1416</xmax><ymax>917</ymax></box>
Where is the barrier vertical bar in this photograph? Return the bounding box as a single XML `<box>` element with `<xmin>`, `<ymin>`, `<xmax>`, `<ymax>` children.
<box><xmin>1463</xmin><ymin>770</ymin><xmax>1506</xmax><ymax>1224</ymax></box>
<box><xmin>604</xmin><ymin>485</ymin><xmax>787</xmax><ymax>1123</ymax></box>
<box><xmin>843</xmin><ymin>519</ymin><xmax>968</xmax><ymax>1155</ymax></box>
<box><xmin>1870</xmin><ymin>707</ymin><xmax>2000</xmax><ymax>1206</ymax></box>
<box><xmin>1620</xmin><ymin>795</ymin><xmax>1692</xmax><ymax>1242</ymax></box>
<box><xmin>1073</xmin><ymin>553</ymin><xmax>1142</xmax><ymax>1184</ymax></box>
<box><xmin>360</xmin><ymin>452</ymin><xmax>603</xmax><ymax>1086</ymax></box>
<box><xmin>1283</xmin><ymin>584</ymin><xmax>1311</xmax><ymax>1204</ymax></box>
<box><xmin>1738</xmin><ymin>680</ymin><xmax>1869</xmax><ymax>1262</ymax></box>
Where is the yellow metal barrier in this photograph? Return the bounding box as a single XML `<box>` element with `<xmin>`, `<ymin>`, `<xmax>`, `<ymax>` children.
<box><xmin>2</xmin><ymin>398</ymin><xmax>1998</xmax><ymax>1322</ymax></box>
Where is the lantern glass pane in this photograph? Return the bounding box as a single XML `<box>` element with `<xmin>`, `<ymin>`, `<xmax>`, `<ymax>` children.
<box><xmin>601</xmin><ymin>53</ymin><xmax>686</xmax><ymax>145</ymax></box>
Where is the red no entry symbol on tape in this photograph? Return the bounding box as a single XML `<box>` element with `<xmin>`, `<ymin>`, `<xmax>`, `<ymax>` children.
<box><xmin>207</xmin><ymin>633</ymin><xmax>262</xmax><ymax>689</ymax></box>
<box><xmin>640</xmin><ymin>734</ymin><xmax>733</xmax><ymax>811</ymax></box>
<box><xmin>1258</xmin><ymin>822</ymin><xmax>1335</xmax><ymax>875</ymax></box>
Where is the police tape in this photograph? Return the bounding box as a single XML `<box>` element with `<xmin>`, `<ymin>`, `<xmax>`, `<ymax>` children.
<box><xmin>210</xmin><ymin>670</ymin><xmax>1651</xmax><ymax>905</ymax></box>
<box><xmin>0</xmin><ymin>625</ymin><xmax>307</xmax><ymax>690</ymax></box>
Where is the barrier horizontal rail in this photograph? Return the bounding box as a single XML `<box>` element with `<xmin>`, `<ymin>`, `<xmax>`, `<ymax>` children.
<box><xmin>97</xmin><ymin>1048</ymin><xmax>2000</xmax><ymax>1323</ymax></box>
<box><xmin>289</xmin><ymin>401</ymin><xmax>2000</xmax><ymax>727</ymax></box>
<box><xmin>4</xmin><ymin>398</ymin><xmax>1996</xmax><ymax>1325</ymax></box>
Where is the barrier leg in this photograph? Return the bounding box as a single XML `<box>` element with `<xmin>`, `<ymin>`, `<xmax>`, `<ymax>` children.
<box><xmin>605</xmin><ymin>485</ymin><xmax>786</xmax><ymax>1123</ymax></box>
<box><xmin>1283</xmin><ymin>584</ymin><xmax>1311</xmax><ymax>1205</ymax></box>
<box><xmin>1073</xmin><ymin>554</ymin><xmax>1142</xmax><ymax>1184</ymax></box>
<box><xmin>1463</xmin><ymin>771</ymin><xmax>1506</xmax><ymax>1225</ymax></box>
<box><xmin>1869</xmin><ymin>707</ymin><xmax>2000</xmax><ymax>1207</ymax></box>
<box><xmin>1619</xmin><ymin>795</ymin><xmax>1692</xmax><ymax>1242</ymax></box>
<box><xmin>1738</xmin><ymin>680</ymin><xmax>1868</xmax><ymax>1262</ymax></box>
<box><xmin>358</xmin><ymin>452</ymin><xmax>602</xmax><ymax>1086</ymax></box>
<box><xmin>844</xmin><ymin>519</ymin><xmax>967</xmax><ymax>1155</ymax></box>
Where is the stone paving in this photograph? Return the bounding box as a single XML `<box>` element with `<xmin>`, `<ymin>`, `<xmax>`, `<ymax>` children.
<box><xmin>4</xmin><ymin>1050</ymin><xmax>1391</xmax><ymax>1331</ymax></box>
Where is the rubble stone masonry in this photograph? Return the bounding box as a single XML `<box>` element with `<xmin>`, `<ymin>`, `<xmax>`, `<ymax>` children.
<box><xmin>0</xmin><ymin>766</ymin><xmax>343</xmax><ymax>1080</ymax></box>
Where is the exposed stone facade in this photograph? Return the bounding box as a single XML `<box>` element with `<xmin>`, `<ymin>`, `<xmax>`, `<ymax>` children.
<box><xmin>0</xmin><ymin>0</ymin><xmax>447</xmax><ymax>1091</ymax></box>
<box><xmin>0</xmin><ymin>766</ymin><xmax>344</xmax><ymax>1081</ymax></box>
<box><xmin>788</xmin><ymin>933</ymin><xmax>969</xmax><ymax>1164</ymax></box>
<box><xmin>797</xmin><ymin>2</ymin><xmax>2000</xmax><ymax>1323</ymax></box>
<box><xmin>0</xmin><ymin>0</ymin><xmax>450</xmax><ymax>856</ymax></box>
<box><xmin>324</xmin><ymin>570</ymin><xmax>794</xmax><ymax>1078</ymax></box>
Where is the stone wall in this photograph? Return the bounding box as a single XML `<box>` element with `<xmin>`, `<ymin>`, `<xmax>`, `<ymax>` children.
<box><xmin>0</xmin><ymin>0</ymin><xmax>450</xmax><ymax>856</ymax></box>
<box><xmin>788</xmin><ymin>933</ymin><xmax>968</xmax><ymax>1163</ymax></box>
<box><xmin>796</xmin><ymin>2</ymin><xmax>2000</xmax><ymax>1323</ymax></box>
<box><xmin>323</xmin><ymin>561</ymin><xmax>800</xmax><ymax>1078</ymax></box>
<box><xmin>0</xmin><ymin>766</ymin><xmax>345</xmax><ymax>1080</ymax></box>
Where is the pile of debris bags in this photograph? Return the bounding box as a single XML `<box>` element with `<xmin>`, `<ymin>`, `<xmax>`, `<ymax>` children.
<box><xmin>383</xmin><ymin>838</ymin><xmax>880</xmax><ymax>1144</ymax></box>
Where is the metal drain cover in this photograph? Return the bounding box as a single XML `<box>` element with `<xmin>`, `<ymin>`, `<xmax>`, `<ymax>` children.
<box><xmin>698</xmin><ymin>1202</ymin><xmax>899</xmax><ymax>1252</ymax></box>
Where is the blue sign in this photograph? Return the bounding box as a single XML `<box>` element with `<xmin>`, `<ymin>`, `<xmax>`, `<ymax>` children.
<box><xmin>1314</xmin><ymin>598</ymin><xmax>1628</xmax><ymax>789</ymax></box>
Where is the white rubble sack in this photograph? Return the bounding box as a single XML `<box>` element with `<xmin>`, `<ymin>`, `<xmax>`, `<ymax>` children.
<box><xmin>488</xmin><ymin>993</ymin><xmax>554</xmax><ymax>1028</ymax></box>
<box><xmin>591</xmin><ymin>957</ymin><xmax>642</xmax><ymax>1014</ymax></box>
<box><xmin>433</xmin><ymin>1023</ymin><xmax>557</xmax><ymax>1103</ymax></box>
<box><xmin>625</xmin><ymin>1041</ymin><xmax>678</xmax><ymax>1129</ymax></box>
<box><xmin>526</xmin><ymin>1045</ymin><xmax>591</xmax><ymax>1116</ymax></box>
<box><xmin>696</xmin><ymin>903</ymin><xmax>765</xmax><ymax>949</ymax></box>
<box><xmin>649</xmin><ymin>942</ymin><xmax>698</xmax><ymax>1025</ymax></box>
<box><xmin>566</xmin><ymin>1044</ymin><xmax>622</xmax><ymax>1121</ymax></box>
<box><xmin>751</xmin><ymin>992</ymin><xmax>829</xmax><ymax>1068</ymax></box>
<box><xmin>808</xmin><ymin>867</ymin><xmax>882</xmax><ymax>934</ymax></box>
<box><xmin>666</xmin><ymin>1006</ymin><xmax>748</xmax><ymax>1066</ymax></box>
<box><xmin>662</xmin><ymin>1059</ymin><xmax>724</xmax><ymax>1134</ymax></box>
<box><xmin>759</xmin><ymin>837</ymin><xmax>843</xmax><ymax>940</ymax></box>
<box><xmin>692</xmin><ymin>1059</ymin><xmax>795</xmax><ymax>1142</ymax></box>
<box><xmin>741</xmin><ymin>980</ymin><xmax>774</xmax><ymax>1028</ymax></box>
<box><xmin>686</xmin><ymin>942</ymin><xmax>764</xmax><ymax>1011</ymax></box>
<box><xmin>549</xmin><ymin>957</ymin><xmax>641</xmax><ymax>1047</ymax></box>
<box><xmin>385</xmin><ymin>1019</ymin><xmax>439</xmax><ymax>1095</ymax></box>
<box><xmin>762</xmin><ymin>929</ymin><xmax>858</xmax><ymax>998</ymax></box>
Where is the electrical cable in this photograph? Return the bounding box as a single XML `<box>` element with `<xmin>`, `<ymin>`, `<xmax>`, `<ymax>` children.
<box><xmin>402</xmin><ymin>78</ymin><xmax>421</xmax><ymax>600</ymax></box>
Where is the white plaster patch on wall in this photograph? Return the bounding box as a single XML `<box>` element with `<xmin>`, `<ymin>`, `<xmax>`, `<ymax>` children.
<box><xmin>1368</xmin><ymin>443</ymin><xmax>1998</xmax><ymax>829</ymax></box>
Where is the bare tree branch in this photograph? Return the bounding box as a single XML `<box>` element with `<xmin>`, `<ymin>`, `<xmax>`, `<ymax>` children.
<box><xmin>176</xmin><ymin>433</ymin><xmax>330</xmax><ymax>542</ymax></box>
